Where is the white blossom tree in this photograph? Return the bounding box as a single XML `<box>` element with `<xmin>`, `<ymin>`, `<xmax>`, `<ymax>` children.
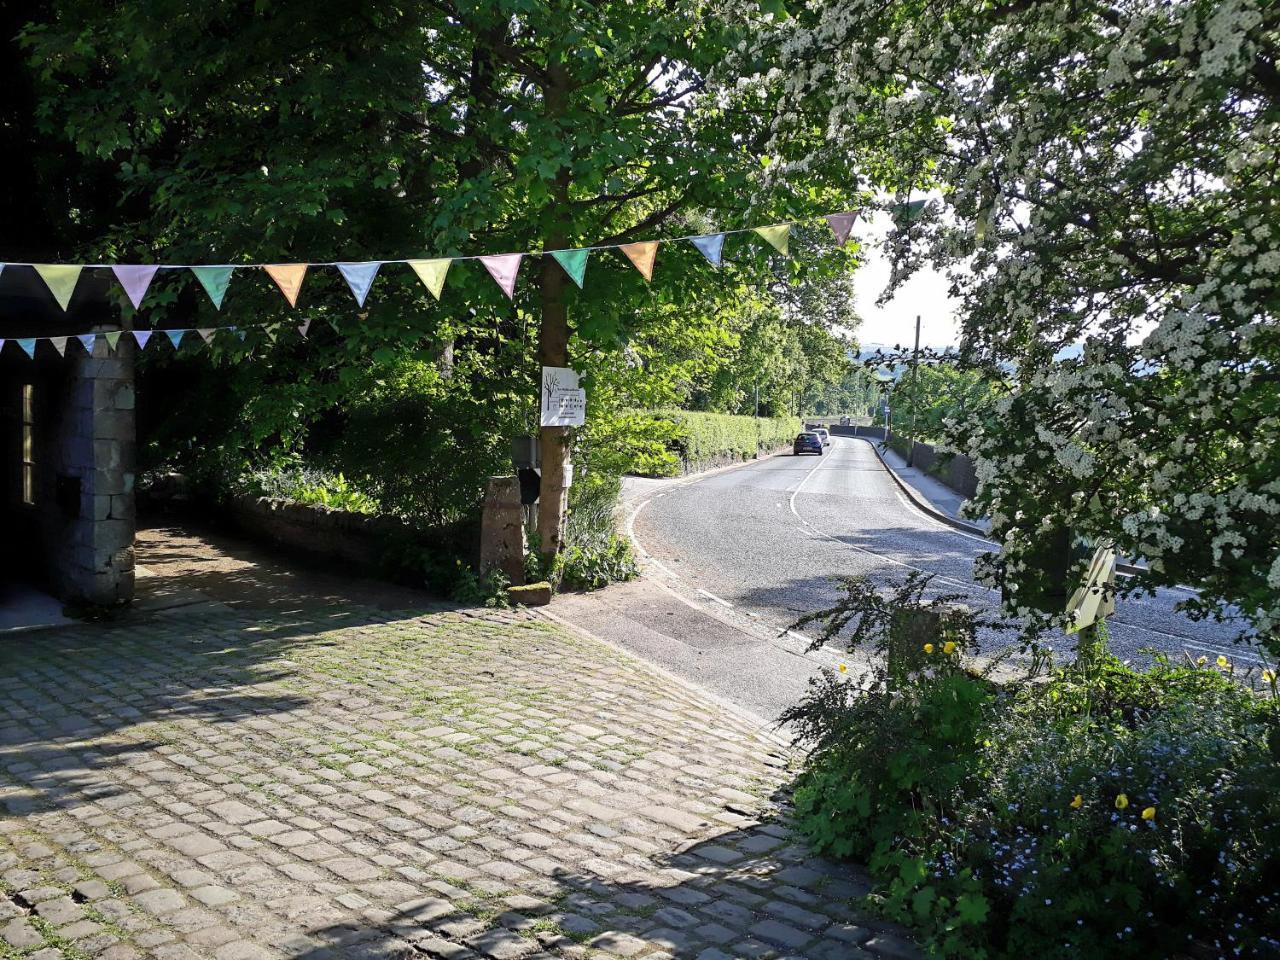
<box><xmin>765</xmin><ymin>0</ymin><xmax>1280</xmax><ymax>650</ymax></box>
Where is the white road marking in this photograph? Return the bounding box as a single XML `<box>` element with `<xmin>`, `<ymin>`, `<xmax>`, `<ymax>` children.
<box><xmin>697</xmin><ymin>588</ymin><xmax>734</xmax><ymax>609</ymax></box>
<box><xmin>627</xmin><ymin>436</ymin><xmax>1248</xmax><ymax>659</ymax></box>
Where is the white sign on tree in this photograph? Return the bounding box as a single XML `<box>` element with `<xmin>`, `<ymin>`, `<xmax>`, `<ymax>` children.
<box><xmin>541</xmin><ymin>367</ymin><xmax>586</xmax><ymax>427</ymax></box>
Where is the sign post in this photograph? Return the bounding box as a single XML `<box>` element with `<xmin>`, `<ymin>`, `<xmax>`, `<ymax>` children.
<box><xmin>540</xmin><ymin>367</ymin><xmax>586</xmax><ymax>428</ymax></box>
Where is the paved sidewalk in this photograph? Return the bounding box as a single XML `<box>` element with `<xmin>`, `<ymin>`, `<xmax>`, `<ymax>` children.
<box><xmin>871</xmin><ymin>443</ymin><xmax>990</xmax><ymax>533</ymax></box>
<box><xmin>0</xmin><ymin>529</ymin><xmax>918</xmax><ymax>960</ymax></box>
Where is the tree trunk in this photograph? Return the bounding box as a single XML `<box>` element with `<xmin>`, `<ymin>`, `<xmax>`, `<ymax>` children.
<box><xmin>536</xmin><ymin>64</ymin><xmax>572</xmax><ymax>559</ymax></box>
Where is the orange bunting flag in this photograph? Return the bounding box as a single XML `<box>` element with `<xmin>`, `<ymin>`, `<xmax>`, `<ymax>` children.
<box><xmin>263</xmin><ymin>264</ymin><xmax>308</xmax><ymax>307</ymax></box>
<box><xmin>619</xmin><ymin>242</ymin><xmax>658</xmax><ymax>281</ymax></box>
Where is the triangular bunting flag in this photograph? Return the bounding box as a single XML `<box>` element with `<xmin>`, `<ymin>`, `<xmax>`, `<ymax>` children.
<box><xmin>34</xmin><ymin>264</ymin><xmax>83</xmax><ymax>311</ymax></box>
<box><xmin>896</xmin><ymin>199</ymin><xmax>928</xmax><ymax>223</ymax></box>
<box><xmin>618</xmin><ymin>241</ymin><xmax>658</xmax><ymax>281</ymax></box>
<box><xmin>263</xmin><ymin>264</ymin><xmax>307</xmax><ymax>307</ymax></box>
<box><xmin>133</xmin><ymin>330</ymin><xmax>152</xmax><ymax>350</ymax></box>
<box><xmin>191</xmin><ymin>267</ymin><xmax>234</xmax><ymax>308</ymax></box>
<box><xmin>753</xmin><ymin>224</ymin><xmax>791</xmax><ymax>256</ymax></box>
<box><xmin>197</xmin><ymin>328</ymin><xmax>216</xmax><ymax>345</ymax></box>
<box><xmin>17</xmin><ymin>338</ymin><xmax>36</xmax><ymax>359</ymax></box>
<box><xmin>690</xmin><ymin>234</ymin><xmax>725</xmax><ymax>266</ymax></box>
<box><xmin>550</xmin><ymin>249</ymin><xmax>590</xmax><ymax>289</ymax></box>
<box><xmin>166</xmin><ymin>330</ymin><xmax>186</xmax><ymax>349</ymax></box>
<box><xmin>0</xmin><ymin>340</ymin><xmax>4</xmax><ymax>354</ymax></box>
<box><xmin>336</xmin><ymin>262</ymin><xmax>381</xmax><ymax>307</ymax></box>
<box><xmin>105</xmin><ymin>331</ymin><xmax>122</xmax><ymax>351</ymax></box>
<box><xmin>407</xmin><ymin>259</ymin><xmax>451</xmax><ymax>301</ymax></box>
<box><xmin>112</xmin><ymin>264</ymin><xmax>160</xmax><ymax>309</ymax></box>
<box><xmin>49</xmin><ymin>337</ymin><xmax>68</xmax><ymax>357</ymax></box>
<box><xmin>478</xmin><ymin>254</ymin><xmax>523</xmax><ymax>300</ymax></box>
<box><xmin>77</xmin><ymin>334</ymin><xmax>96</xmax><ymax>354</ymax></box>
<box><xmin>234</xmin><ymin>329</ymin><xmax>246</xmax><ymax>341</ymax></box>
<box><xmin>298</xmin><ymin>319</ymin><xmax>311</xmax><ymax>339</ymax></box>
<box><xmin>826</xmin><ymin>213</ymin><xmax>858</xmax><ymax>245</ymax></box>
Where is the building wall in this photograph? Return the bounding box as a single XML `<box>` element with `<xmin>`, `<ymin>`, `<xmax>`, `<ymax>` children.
<box><xmin>0</xmin><ymin>336</ymin><xmax>136</xmax><ymax>605</ymax></box>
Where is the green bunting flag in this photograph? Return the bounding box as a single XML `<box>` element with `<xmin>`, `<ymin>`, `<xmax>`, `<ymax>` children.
<box><xmin>191</xmin><ymin>266</ymin><xmax>234</xmax><ymax>309</ymax></box>
<box><xmin>753</xmin><ymin>224</ymin><xmax>791</xmax><ymax>256</ymax></box>
<box><xmin>49</xmin><ymin>336</ymin><xmax>68</xmax><ymax>357</ymax></box>
<box><xmin>34</xmin><ymin>264</ymin><xmax>83</xmax><ymax>311</ymax></box>
<box><xmin>104</xmin><ymin>331</ymin><xmax>122</xmax><ymax>351</ymax></box>
<box><xmin>550</xmin><ymin>248</ymin><xmax>590</xmax><ymax>289</ymax></box>
<box><xmin>408</xmin><ymin>259</ymin><xmax>451</xmax><ymax>301</ymax></box>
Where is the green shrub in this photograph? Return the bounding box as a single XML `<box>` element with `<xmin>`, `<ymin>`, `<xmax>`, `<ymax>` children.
<box><xmin>450</xmin><ymin>564</ymin><xmax>511</xmax><ymax>608</ymax></box>
<box><xmin>632</xmin><ymin>409</ymin><xmax>802</xmax><ymax>476</ymax></box>
<box><xmin>526</xmin><ymin>474</ymin><xmax>638</xmax><ymax>591</ymax></box>
<box><xmin>784</xmin><ymin>575</ymin><xmax>1280</xmax><ymax>960</ymax></box>
<box><xmin>237</xmin><ymin>465</ymin><xmax>379</xmax><ymax>514</ymax></box>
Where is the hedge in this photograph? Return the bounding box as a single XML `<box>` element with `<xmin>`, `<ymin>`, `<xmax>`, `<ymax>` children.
<box><xmin>631</xmin><ymin>409</ymin><xmax>802</xmax><ymax>476</ymax></box>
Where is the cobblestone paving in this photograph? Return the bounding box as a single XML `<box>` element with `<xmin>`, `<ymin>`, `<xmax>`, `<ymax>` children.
<box><xmin>0</xmin><ymin>600</ymin><xmax>919</xmax><ymax>959</ymax></box>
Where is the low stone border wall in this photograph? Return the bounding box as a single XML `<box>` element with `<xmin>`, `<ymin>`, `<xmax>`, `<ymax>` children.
<box><xmin>223</xmin><ymin>495</ymin><xmax>478</xmax><ymax>576</ymax></box>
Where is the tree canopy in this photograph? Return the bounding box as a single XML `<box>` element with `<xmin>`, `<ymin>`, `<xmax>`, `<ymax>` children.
<box><xmin>771</xmin><ymin>0</ymin><xmax>1280</xmax><ymax>648</ymax></box>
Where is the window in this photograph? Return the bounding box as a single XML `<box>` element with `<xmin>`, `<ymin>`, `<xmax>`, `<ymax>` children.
<box><xmin>21</xmin><ymin>384</ymin><xmax>34</xmax><ymax>505</ymax></box>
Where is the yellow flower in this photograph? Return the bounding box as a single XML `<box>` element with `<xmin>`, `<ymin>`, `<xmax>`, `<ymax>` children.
<box><xmin>1217</xmin><ymin>655</ymin><xmax>1230</xmax><ymax>669</ymax></box>
<box><xmin>1196</xmin><ymin>656</ymin><xmax>1207</xmax><ymax>666</ymax></box>
<box><xmin>1069</xmin><ymin>794</ymin><xmax>1083</xmax><ymax>809</ymax></box>
<box><xmin>923</xmin><ymin>643</ymin><xmax>935</xmax><ymax>654</ymax></box>
<box><xmin>838</xmin><ymin>663</ymin><xmax>848</xmax><ymax>674</ymax></box>
<box><xmin>1115</xmin><ymin>793</ymin><xmax>1129</xmax><ymax>810</ymax></box>
<box><xmin>1263</xmin><ymin>669</ymin><xmax>1276</xmax><ymax>684</ymax></box>
<box><xmin>1142</xmin><ymin>806</ymin><xmax>1156</xmax><ymax>822</ymax></box>
<box><xmin>943</xmin><ymin>641</ymin><xmax>957</xmax><ymax>655</ymax></box>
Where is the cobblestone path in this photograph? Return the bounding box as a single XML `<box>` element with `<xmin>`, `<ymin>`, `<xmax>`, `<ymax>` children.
<box><xmin>0</xmin><ymin>594</ymin><xmax>918</xmax><ymax>959</ymax></box>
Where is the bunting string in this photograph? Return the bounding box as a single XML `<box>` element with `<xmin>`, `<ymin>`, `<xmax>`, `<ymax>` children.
<box><xmin>0</xmin><ymin>203</ymin><xmax>931</xmax><ymax>357</ymax></box>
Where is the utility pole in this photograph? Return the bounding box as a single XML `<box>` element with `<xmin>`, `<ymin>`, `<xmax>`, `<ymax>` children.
<box><xmin>907</xmin><ymin>313</ymin><xmax>921</xmax><ymax>468</ymax></box>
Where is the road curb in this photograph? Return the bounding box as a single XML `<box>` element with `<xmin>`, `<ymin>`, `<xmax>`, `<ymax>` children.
<box><xmin>857</xmin><ymin>437</ymin><xmax>1148</xmax><ymax>578</ymax></box>
<box><xmin>856</xmin><ymin>436</ymin><xmax>992</xmax><ymax>538</ymax></box>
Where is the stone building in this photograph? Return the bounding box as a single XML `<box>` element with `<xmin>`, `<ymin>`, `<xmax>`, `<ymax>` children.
<box><xmin>0</xmin><ymin>267</ymin><xmax>136</xmax><ymax>606</ymax></box>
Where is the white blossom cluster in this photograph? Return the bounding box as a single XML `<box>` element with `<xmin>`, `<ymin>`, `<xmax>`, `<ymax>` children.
<box><xmin>759</xmin><ymin>0</ymin><xmax>1280</xmax><ymax>646</ymax></box>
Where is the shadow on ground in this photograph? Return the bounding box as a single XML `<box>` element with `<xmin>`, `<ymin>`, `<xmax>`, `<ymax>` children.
<box><xmin>287</xmin><ymin>812</ymin><xmax>905</xmax><ymax>960</ymax></box>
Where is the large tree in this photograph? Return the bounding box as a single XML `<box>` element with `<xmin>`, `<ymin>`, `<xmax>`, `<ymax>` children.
<box><xmin>769</xmin><ymin>0</ymin><xmax>1280</xmax><ymax>648</ymax></box>
<box><xmin>22</xmin><ymin>0</ymin><xmax>863</xmax><ymax>556</ymax></box>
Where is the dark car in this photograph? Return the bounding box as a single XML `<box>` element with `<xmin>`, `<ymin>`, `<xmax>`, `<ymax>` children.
<box><xmin>793</xmin><ymin>432</ymin><xmax>824</xmax><ymax>456</ymax></box>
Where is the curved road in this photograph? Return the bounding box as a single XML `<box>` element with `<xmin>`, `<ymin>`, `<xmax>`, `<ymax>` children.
<box><xmin>553</xmin><ymin>436</ymin><xmax>1256</xmax><ymax>728</ymax></box>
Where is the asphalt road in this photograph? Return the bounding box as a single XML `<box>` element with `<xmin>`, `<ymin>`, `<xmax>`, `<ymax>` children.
<box><xmin>562</xmin><ymin>436</ymin><xmax>1257</xmax><ymax>725</ymax></box>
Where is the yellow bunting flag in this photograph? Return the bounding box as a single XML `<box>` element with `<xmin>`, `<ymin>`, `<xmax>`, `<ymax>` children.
<box><xmin>34</xmin><ymin>264</ymin><xmax>84</xmax><ymax>311</ymax></box>
<box><xmin>618</xmin><ymin>242</ymin><xmax>658</xmax><ymax>281</ymax></box>
<box><xmin>408</xmin><ymin>259</ymin><xmax>451</xmax><ymax>301</ymax></box>
<box><xmin>752</xmin><ymin>224</ymin><xmax>791</xmax><ymax>256</ymax></box>
<box><xmin>263</xmin><ymin>264</ymin><xmax>308</xmax><ymax>307</ymax></box>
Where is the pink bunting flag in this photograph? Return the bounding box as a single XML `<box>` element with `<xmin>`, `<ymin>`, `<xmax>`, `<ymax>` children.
<box><xmin>826</xmin><ymin>212</ymin><xmax>858</xmax><ymax>245</ymax></box>
<box><xmin>478</xmin><ymin>254</ymin><xmax>523</xmax><ymax>300</ymax></box>
<box><xmin>112</xmin><ymin>265</ymin><xmax>160</xmax><ymax>309</ymax></box>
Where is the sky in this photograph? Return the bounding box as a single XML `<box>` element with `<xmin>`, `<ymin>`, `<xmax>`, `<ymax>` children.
<box><xmin>849</xmin><ymin>211</ymin><xmax>961</xmax><ymax>350</ymax></box>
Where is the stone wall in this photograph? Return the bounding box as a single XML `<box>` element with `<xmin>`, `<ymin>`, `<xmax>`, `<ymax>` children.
<box><xmin>887</xmin><ymin>435</ymin><xmax>979</xmax><ymax>499</ymax></box>
<box><xmin>44</xmin><ymin>337</ymin><xmax>137</xmax><ymax>605</ymax></box>
<box><xmin>0</xmin><ymin>335</ymin><xmax>135</xmax><ymax>605</ymax></box>
<box><xmin>224</xmin><ymin>494</ymin><xmax>477</xmax><ymax>577</ymax></box>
